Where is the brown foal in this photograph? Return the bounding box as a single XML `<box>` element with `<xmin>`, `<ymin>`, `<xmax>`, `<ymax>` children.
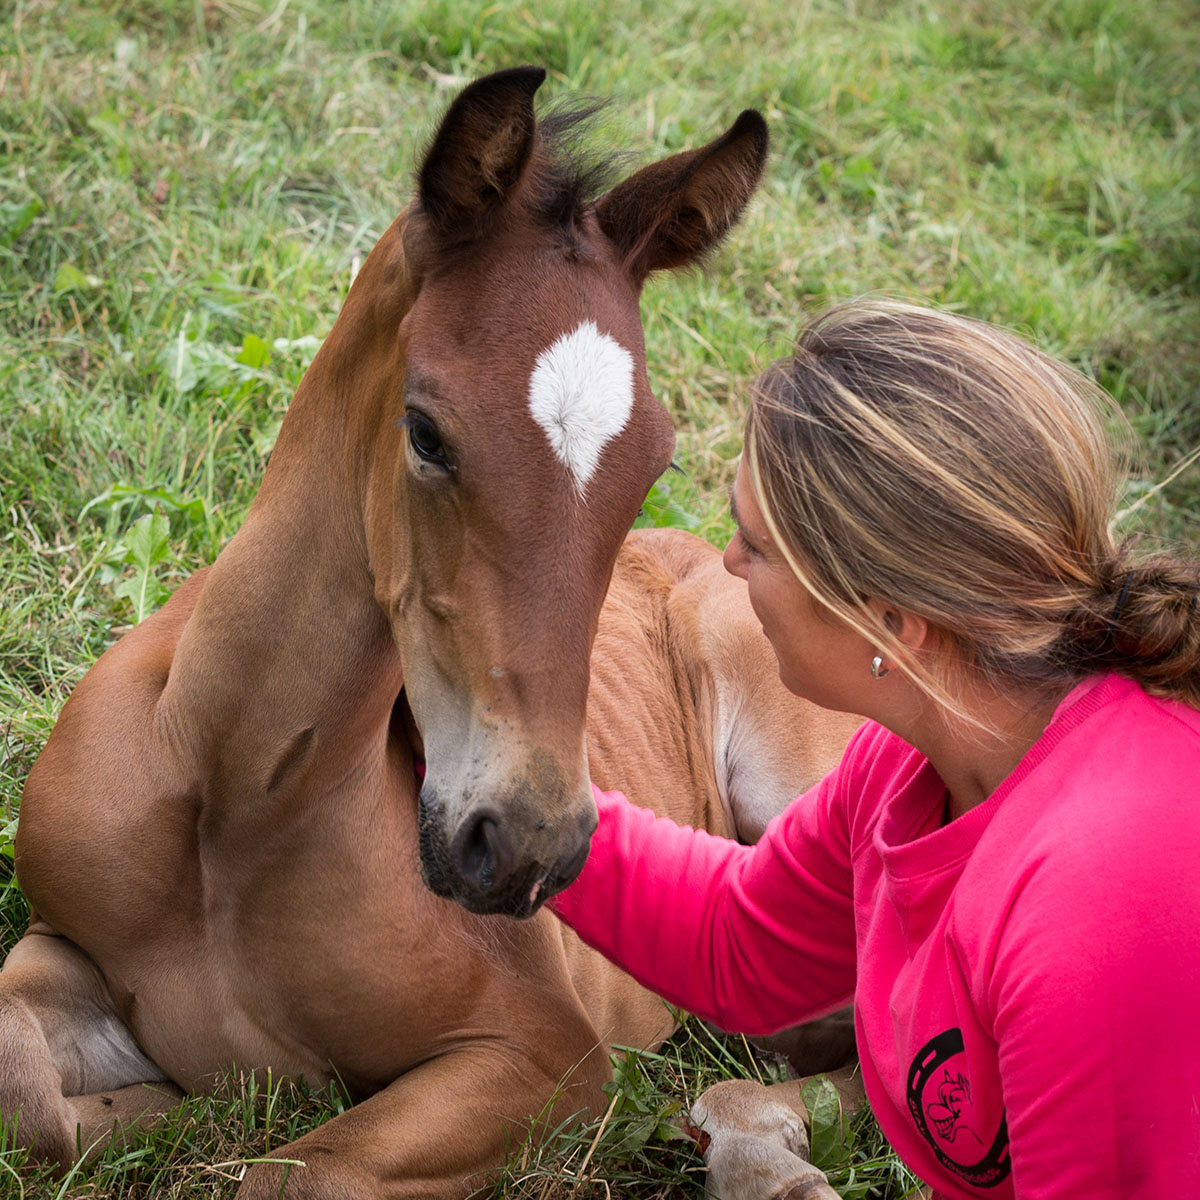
<box><xmin>1</xmin><ymin>69</ymin><xmax>859</xmax><ymax>1198</ymax></box>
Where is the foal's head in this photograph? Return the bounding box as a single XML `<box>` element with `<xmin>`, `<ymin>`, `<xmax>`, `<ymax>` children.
<box><xmin>343</xmin><ymin>68</ymin><xmax>765</xmax><ymax>916</ymax></box>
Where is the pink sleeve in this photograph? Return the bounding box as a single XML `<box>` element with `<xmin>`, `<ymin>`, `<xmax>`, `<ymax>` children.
<box><xmin>551</xmin><ymin>772</ymin><xmax>858</xmax><ymax>1035</ymax></box>
<box><xmin>987</xmin><ymin>816</ymin><xmax>1200</xmax><ymax>1197</ymax></box>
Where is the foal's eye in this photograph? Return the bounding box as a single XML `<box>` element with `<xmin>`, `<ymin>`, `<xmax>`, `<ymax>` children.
<box><xmin>405</xmin><ymin>413</ymin><xmax>449</xmax><ymax>467</ymax></box>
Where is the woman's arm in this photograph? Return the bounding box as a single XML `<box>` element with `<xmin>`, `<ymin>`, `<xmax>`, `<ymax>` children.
<box><xmin>552</xmin><ymin>772</ymin><xmax>858</xmax><ymax>1035</ymax></box>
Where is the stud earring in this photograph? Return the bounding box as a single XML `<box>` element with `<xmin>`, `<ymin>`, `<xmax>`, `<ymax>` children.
<box><xmin>870</xmin><ymin>655</ymin><xmax>889</xmax><ymax>679</ymax></box>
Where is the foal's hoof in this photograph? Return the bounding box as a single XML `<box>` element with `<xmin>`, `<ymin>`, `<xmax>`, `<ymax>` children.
<box><xmin>691</xmin><ymin>1079</ymin><xmax>840</xmax><ymax>1200</ymax></box>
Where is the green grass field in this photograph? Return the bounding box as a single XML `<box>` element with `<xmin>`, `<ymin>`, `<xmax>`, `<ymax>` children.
<box><xmin>2</xmin><ymin>0</ymin><xmax>1197</xmax><ymax>1195</ymax></box>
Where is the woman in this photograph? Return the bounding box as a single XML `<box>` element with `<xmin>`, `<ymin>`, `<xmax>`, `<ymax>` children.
<box><xmin>552</xmin><ymin>300</ymin><xmax>1200</xmax><ymax>1199</ymax></box>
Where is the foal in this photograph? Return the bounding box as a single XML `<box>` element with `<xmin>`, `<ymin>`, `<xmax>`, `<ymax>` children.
<box><xmin>1</xmin><ymin>68</ymin><xmax>858</xmax><ymax>1197</ymax></box>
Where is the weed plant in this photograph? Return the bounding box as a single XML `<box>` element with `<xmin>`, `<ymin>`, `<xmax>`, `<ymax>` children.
<box><xmin>2</xmin><ymin>0</ymin><xmax>1197</xmax><ymax>1196</ymax></box>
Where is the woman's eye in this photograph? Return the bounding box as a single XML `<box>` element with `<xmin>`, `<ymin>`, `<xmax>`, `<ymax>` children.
<box><xmin>406</xmin><ymin>415</ymin><xmax>448</xmax><ymax>466</ymax></box>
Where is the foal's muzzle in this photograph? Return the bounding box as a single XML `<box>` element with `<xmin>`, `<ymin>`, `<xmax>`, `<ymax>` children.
<box><xmin>417</xmin><ymin>786</ymin><xmax>596</xmax><ymax>917</ymax></box>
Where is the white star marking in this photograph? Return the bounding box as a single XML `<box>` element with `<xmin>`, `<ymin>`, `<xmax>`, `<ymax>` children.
<box><xmin>527</xmin><ymin>320</ymin><xmax>635</xmax><ymax>497</ymax></box>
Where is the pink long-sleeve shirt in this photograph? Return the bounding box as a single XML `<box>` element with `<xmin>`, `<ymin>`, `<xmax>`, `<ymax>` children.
<box><xmin>554</xmin><ymin>674</ymin><xmax>1200</xmax><ymax>1198</ymax></box>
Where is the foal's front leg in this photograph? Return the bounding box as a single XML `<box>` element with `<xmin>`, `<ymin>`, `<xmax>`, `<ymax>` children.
<box><xmin>691</xmin><ymin>1069</ymin><xmax>866</xmax><ymax>1200</ymax></box>
<box><xmin>236</xmin><ymin>1013</ymin><xmax>611</xmax><ymax>1200</ymax></box>
<box><xmin>0</xmin><ymin>930</ymin><xmax>182</xmax><ymax>1167</ymax></box>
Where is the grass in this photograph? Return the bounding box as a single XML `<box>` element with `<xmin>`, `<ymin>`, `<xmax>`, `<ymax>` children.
<box><xmin>1</xmin><ymin>0</ymin><xmax>1197</xmax><ymax>1195</ymax></box>
<box><xmin>0</xmin><ymin>1070</ymin><xmax>342</xmax><ymax>1198</ymax></box>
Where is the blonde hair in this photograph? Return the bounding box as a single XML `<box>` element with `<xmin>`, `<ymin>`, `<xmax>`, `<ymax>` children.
<box><xmin>745</xmin><ymin>299</ymin><xmax>1200</xmax><ymax>718</ymax></box>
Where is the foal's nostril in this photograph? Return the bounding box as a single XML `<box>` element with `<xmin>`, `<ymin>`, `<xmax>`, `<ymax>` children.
<box><xmin>452</xmin><ymin>812</ymin><xmax>512</xmax><ymax>892</ymax></box>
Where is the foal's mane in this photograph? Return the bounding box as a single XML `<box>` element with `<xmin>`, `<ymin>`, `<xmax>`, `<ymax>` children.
<box><xmin>525</xmin><ymin>99</ymin><xmax>626</xmax><ymax>233</ymax></box>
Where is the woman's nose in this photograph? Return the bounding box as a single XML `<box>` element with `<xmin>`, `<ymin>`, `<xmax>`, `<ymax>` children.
<box><xmin>723</xmin><ymin>536</ymin><xmax>748</xmax><ymax>580</ymax></box>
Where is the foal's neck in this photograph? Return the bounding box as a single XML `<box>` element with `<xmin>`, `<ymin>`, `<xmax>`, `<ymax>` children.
<box><xmin>157</xmin><ymin>362</ymin><xmax>401</xmax><ymax>795</ymax></box>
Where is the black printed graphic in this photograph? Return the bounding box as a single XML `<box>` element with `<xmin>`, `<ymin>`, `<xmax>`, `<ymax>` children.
<box><xmin>926</xmin><ymin>1067</ymin><xmax>984</xmax><ymax>1147</ymax></box>
<box><xmin>906</xmin><ymin>1029</ymin><xmax>1011</xmax><ymax>1189</ymax></box>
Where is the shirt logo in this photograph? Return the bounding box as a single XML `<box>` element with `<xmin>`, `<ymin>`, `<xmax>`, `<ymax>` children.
<box><xmin>906</xmin><ymin>1028</ymin><xmax>1011</xmax><ymax>1189</ymax></box>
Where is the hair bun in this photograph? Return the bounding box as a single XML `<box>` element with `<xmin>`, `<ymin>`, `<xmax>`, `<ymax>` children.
<box><xmin>1098</xmin><ymin>556</ymin><xmax>1200</xmax><ymax>687</ymax></box>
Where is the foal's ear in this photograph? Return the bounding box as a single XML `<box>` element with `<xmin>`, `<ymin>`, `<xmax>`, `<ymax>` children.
<box><xmin>418</xmin><ymin>66</ymin><xmax>546</xmax><ymax>236</ymax></box>
<box><xmin>595</xmin><ymin>110</ymin><xmax>768</xmax><ymax>283</ymax></box>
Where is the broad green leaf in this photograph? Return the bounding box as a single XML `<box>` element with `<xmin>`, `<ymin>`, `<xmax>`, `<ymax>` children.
<box><xmin>0</xmin><ymin>817</ymin><xmax>18</xmax><ymax>860</ymax></box>
<box><xmin>0</xmin><ymin>198</ymin><xmax>41</xmax><ymax>246</ymax></box>
<box><xmin>113</xmin><ymin>510</ymin><xmax>172</xmax><ymax>622</ymax></box>
<box><xmin>82</xmin><ymin>484</ymin><xmax>209</xmax><ymax>540</ymax></box>
<box><xmin>86</xmin><ymin>107</ymin><xmax>128</xmax><ymax>144</ymax></box>
<box><xmin>802</xmin><ymin>1074</ymin><xmax>848</xmax><ymax>1169</ymax></box>
<box><xmin>54</xmin><ymin>263</ymin><xmax>102</xmax><ymax>293</ymax></box>
<box><xmin>635</xmin><ymin>477</ymin><xmax>701</xmax><ymax>531</ymax></box>
<box><xmin>237</xmin><ymin>333</ymin><xmax>272</xmax><ymax>369</ymax></box>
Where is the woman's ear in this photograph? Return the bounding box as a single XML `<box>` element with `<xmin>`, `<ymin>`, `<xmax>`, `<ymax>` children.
<box><xmin>867</xmin><ymin>598</ymin><xmax>934</xmax><ymax>654</ymax></box>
